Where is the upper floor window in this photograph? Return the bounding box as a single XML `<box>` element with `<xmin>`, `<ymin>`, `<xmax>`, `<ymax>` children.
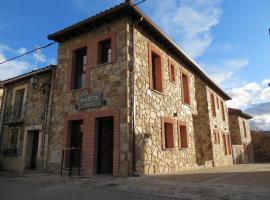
<box><xmin>243</xmin><ymin>121</ymin><xmax>247</xmax><ymax>138</ymax></box>
<box><xmin>169</xmin><ymin>63</ymin><xmax>176</xmax><ymax>83</ymax></box>
<box><xmin>222</xmin><ymin>133</ymin><xmax>228</xmax><ymax>155</ymax></box>
<box><xmin>181</xmin><ymin>73</ymin><xmax>190</xmax><ymax>105</ymax></box>
<box><xmin>216</xmin><ymin>97</ymin><xmax>219</xmax><ymax>109</ymax></box>
<box><xmin>98</xmin><ymin>39</ymin><xmax>112</xmax><ymax>64</ymax></box>
<box><xmin>221</xmin><ymin>100</ymin><xmax>226</xmax><ymax>121</ymax></box>
<box><xmin>210</xmin><ymin>93</ymin><xmax>216</xmax><ymax>117</ymax></box>
<box><xmin>14</xmin><ymin>88</ymin><xmax>25</xmax><ymax>117</ymax></box>
<box><xmin>73</xmin><ymin>47</ymin><xmax>87</xmax><ymax>90</ymax></box>
<box><xmin>150</xmin><ymin>51</ymin><xmax>163</xmax><ymax>92</ymax></box>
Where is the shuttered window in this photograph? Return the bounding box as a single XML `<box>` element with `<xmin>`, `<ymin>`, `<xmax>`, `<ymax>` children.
<box><xmin>227</xmin><ymin>135</ymin><xmax>232</xmax><ymax>154</ymax></box>
<box><xmin>210</xmin><ymin>93</ymin><xmax>216</xmax><ymax>117</ymax></box>
<box><xmin>221</xmin><ymin>100</ymin><xmax>226</xmax><ymax>121</ymax></box>
<box><xmin>169</xmin><ymin>63</ymin><xmax>176</xmax><ymax>82</ymax></box>
<box><xmin>164</xmin><ymin>122</ymin><xmax>174</xmax><ymax>149</ymax></box>
<box><xmin>223</xmin><ymin>133</ymin><xmax>228</xmax><ymax>155</ymax></box>
<box><xmin>179</xmin><ymin>124</ymin><xmax>188</xmax><ymax>149</ymax></box>
<box><xmin>182</xmin><ymin>73</ymin><xmax>190</xmax><ymax>105</ymax></box>
<box><xmin>150</xmin><ymin>50</ymin><xmax>163</xmax><ymax>92</ymax></box>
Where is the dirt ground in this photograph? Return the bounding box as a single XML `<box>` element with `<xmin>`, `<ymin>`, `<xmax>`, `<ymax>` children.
<box><xmin>0</xmin><ymin>164</ymin><xmax>270</xmax><ymax>200</ymax></box>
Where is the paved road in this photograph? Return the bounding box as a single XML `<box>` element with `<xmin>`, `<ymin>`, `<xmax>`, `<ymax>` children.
<box><xmin>1</xmin><ymin>164</ymin><xmax>270</xmax><ymax>200</ymax></box>
<box><xmin>0</xmin><ymin>173</ymin><xmax>178</xmax><ymax>200</ymax></box>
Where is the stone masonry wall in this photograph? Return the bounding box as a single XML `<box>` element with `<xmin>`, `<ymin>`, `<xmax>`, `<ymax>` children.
<box><xmin>252</xmin><ymin>131</ymin><xmax>270</xmax><ymax>162</ymax></box>
<box><xmin>132</xmin><ymin>26</ymin><xmax>198</xmax><ymax>175</ymax></box>
<box><xmin>47</xmin><ymin>18</ymin><xmax>131</xmax><ymax>176</ymax></box>
<box><xmin>229</xmin><ymin>114</ymin><xmax>254</xmax><ymax>164</ymax></box>
<box><xmin>206</xmin><ymin>87</ymin><xmax>233</xmax><ymax>167</ymax></box>
<box><xmin>193</xmin><ymin>76</ymin><xmax>213</xmax><ymax>166</ymax></box>
<box><xmin>0</xmin><ymin>72</ymin><xmax>52</xmax><ymax>171</ymax></box>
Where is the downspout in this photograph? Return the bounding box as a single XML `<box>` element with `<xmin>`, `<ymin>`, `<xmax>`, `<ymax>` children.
<box><xmin>43</xmin><ymin>67</ymin><xmax>56</xmax><ymax>172</ymax></box>
<box><xmin>0</xmin><ymin>87</ymin><xmax>7</xmax><ymax>150</ymax></box>
<box><xmin>132</xmin><ymin>16</ymin><xmax>143</xmax><ymax>176</ymax></box>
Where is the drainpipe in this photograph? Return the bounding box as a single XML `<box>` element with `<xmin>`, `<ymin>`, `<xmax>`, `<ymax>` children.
<box><xmin>131</xmin><ymin>16</ymin><xmax>143</xmax><ymax>176</ymax></box>
<box><xmin>43</xmin><ymin>67</ymin><xmax>56</xmax><ymax>172</ymax></box>
<box><xmin>0</xmin><ymin>86</ymin><xmax>7</xmax><ymax>150</ymax></box>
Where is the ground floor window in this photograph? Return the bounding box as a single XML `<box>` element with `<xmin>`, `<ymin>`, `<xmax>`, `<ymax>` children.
<box><xmin>179</xmin><ymin>124</ymin><xmax>188</xmax><ymax>149</ymax></box>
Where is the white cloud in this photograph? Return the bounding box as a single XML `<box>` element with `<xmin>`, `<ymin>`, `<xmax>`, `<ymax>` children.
<box><xmin>0</xmin><ymin>52</ymin><xmax>30</xmax><ymax>80</ymax></box>
<box><xmin>227</xmin><ymin>81</ymin><xmax>270</xmax><ymax>131</ymax></box>
<box><xmin>200</xmin><ymin>58</ymin><xmax>249</xmax><ymax>88</ymax></box>
<box><xmin>152</xmin><ymin>0</ymin><xmax>222</xmax><ymax>58</ymax></box>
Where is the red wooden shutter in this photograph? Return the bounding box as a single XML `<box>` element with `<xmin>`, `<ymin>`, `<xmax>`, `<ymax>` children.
<box><xmin>227</xmin><ymin>135</ymin><xmax>232</xmax><ymax>154</ymax></box>
<box><xmin>164</xmin><ymin>122</ymin><xmax>174</xmax><ymax>148</ymax></box>
<box><xmin>169</xmin><ymin>64</ymin><xmax>175</xmax><ymax>82</ymax></box>
<box><xmin>221</xmin><ymin>101</ymin><xmax>226</xmax><ymax>121</ymax></box>
<box><xmin>179</xmin><ymin>125</ymin><xmax>188</xmax><ymax>148</ymax></box>
<box><xmin>182</xmin><ymin>73</ymin><xmax>190</xmax><ymax>105</ymax></box>
<box><xmin>210</xmin><ymin>93</ymin><xmax>216</xmax><ymax>117</ymax></box>
<box><xmin>223</xmin><ymin>134</ymin><xmax>227</xmax><ymax>155</ymax></box>
<box><xmin>243</xmin><ymin>121</ymin><xmax>247</xmax><ymax>138</ymax></box>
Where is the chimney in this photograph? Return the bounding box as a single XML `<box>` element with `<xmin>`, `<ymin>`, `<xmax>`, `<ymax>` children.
<box><xmin>125</xmin><ymin>0</ymin><xmax>132</xmax><ymax>3</ymax></box>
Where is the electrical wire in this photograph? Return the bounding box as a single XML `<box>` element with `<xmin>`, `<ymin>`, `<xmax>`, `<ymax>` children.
<box><xmin>0</xmin><ymin>42</ymin><xmax>56</xmax><ymax>65</ymax></box>
<box><xmin>0</xmin><ymin>0</ymin><xmax>147</xmax><ymax>65</ymax></box>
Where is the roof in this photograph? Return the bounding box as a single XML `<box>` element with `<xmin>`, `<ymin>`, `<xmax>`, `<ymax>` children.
<box><xmin>1</xmin><ymin>65</ymin><xmax>56</xmax><ymax>86</ymax></box>
<box><xmin>48</xmin><ymin>1</ymin><xmax>231</xmax><ymax>100</ymax></box>
<box><xmin>228</xmin><ymin>108</ymin><xmax>253</xmax><ymax>119</ymax></box>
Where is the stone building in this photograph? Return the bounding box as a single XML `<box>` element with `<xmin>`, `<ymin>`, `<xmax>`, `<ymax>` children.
<box><xmin>46</xmin><ymin>1</ymin><xmax>233</xmax><ymax>177</ymax></box>
<box><xmin>228</xmin><ymin>108</ymin><xmax>254</xmax><ymax>164</ymax></box>
<box><xmin>0</xmin><ymin>83</ymin><xmax>3</xmax><ymax>115</ymax></box>
<box><xmin>0</xmin><ymin>65</ymin><xmax>56</xmax><ymax>171</ymax></box>
<box><xmin>251</xmin><ymin>130</ymin><xmax>270</xmax><ymax>162</ymax></box>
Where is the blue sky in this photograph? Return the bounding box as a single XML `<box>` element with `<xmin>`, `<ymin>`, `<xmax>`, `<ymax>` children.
<box><xmin>0</xmin><ymin>0</ymin><xmax>270</xmax><ymax>129</ymax></box>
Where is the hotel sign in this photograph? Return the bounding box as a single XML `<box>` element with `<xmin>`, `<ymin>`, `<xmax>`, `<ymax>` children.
<box><xmin>78</xmin><ymin>92</ymin><xmax>103</xmax><ymax>109</ymax></box>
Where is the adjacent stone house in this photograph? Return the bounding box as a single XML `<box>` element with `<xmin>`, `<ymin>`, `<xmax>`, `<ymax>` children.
<box><xmin>251</xmin><ymin>130</ymin><xmax>270</xmax><ymax>162</ymax></box>
<box><xmin>46</xmin><ymin>1</ymin><xmax>233</xmax><ymax>176</ymax></box>
<box><xmin>0</xmin><ymin>83</ymin><xmax>3</xmax><ymax>115</ymax></box>
<box><xmin>0</xmin><ymin>66</ymin><xmax>56</xmax><ymax>171</ymax></box>
<box><xmin>228</xmin><ymin>108</ymin><xmax>254</xmax><ymax>164</ymax></box>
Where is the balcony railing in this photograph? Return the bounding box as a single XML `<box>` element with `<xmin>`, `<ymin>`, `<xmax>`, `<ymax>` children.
<box><xmin>3</xmin><ymin>103</ymin><xmax>26</xmax><ymax>124</ymax></box>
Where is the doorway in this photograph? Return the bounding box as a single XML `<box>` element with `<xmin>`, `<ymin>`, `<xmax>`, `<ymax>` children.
<box><xmin>69</xmin><ymin>120</ymin><xmax>83</xmax><ymax>167</ymax></box>
<box><xmin>96</xmin><ymin>117</ymin><xmax>114</xmax><ymax>174</ymax></box>
<box><xmin>25</xmin><ymin>130</ymin><xmax>39</xmax><ymax>170</ymax></box>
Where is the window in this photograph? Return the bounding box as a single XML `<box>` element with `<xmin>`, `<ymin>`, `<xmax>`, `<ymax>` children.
<box><xmin>14</xmin><ymin>88</ymin><xmax>25</xmax><ymax>119</ymax></box>
<box><xmin>223</xmin><ymin>133</ymin><xmax>228</xmax><ymax>155</ymax></box>
<box><xmin>210</xmin><ymin>93</ymin><xmax>216</xmax><ymax>117</ymax></box>
<box><xmin>181</xmin><ymin>73</ymin><xmax>190</xmax><ymax>105</ymax></box>
<box><xmin>150</xmin><ymin>51</ymin><xmax>163</xmax><ymax>92</ymax></box>
<box><xmin>73</xmin><ymin>47</ymin><xmax>87</xmax><ymax>90</ymax></box>
<box><xmin>162</xmin><ymin>119</ymin><xmax>174</xmax><ymax>149</ymax></box>
<box><xmin>98</xmin><ymin>39</ymin><xmax>112</xmax><ymax>64</ymax></box>
<box><xmin>216</xmin><ymin>97</ymin><xmax>219</xmax><ymax>109</ymax></box>
<box><xmin>169</xmin><ymin>63</ymin><xmax>176</xmax><ymax>82</ymax></box>
<box><xmin>226</xmin><ymin>135</ymin><xmax>232</xmax><ymax>154</ymax></box>
<box><xmin>243</xmin><ymin>121</ymin><xmax>247</xmax><ymax>138</ymax></box>
<box><xmin>213</xmin><ymin>130</ymin><xmax>220</xmax><ymax>144</ymax></box>
<box><xmin>221</xmin><ymin>101</ymin><xmax>226</xmax><ymax>121</ymax></box>
<box><xmin>179</xmin><ymin>124</ymin><xmax>188</xmax><ymax>149</ymax></box>
<box><xmin>7</xmin><ymin>129</ymin><xmax>19</xmax><ymax>151</ymax></box>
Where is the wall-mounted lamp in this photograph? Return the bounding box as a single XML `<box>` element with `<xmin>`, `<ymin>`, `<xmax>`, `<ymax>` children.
<box><xmin>173</xmin><ymin>112</ymin><xmax>177</xmax><ymax>117</ymax></box>
<box><xmin>31</xmin><ymin>75</ymin><xmax>50</xmax><ymax>95</ymax></box>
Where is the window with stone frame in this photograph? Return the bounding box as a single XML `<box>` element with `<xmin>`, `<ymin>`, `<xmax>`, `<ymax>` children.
<box><xmin>6</xmin><ymin>128</ymin><xmax>19</xmax><ymax>153</ymax></box>
<box><xmin>98</xmin><ymin>38</ymin><xmax>112</xmax><ymax>64</ymax></box>
<box><xmin>210</xmin><ymin>93</ymin><xmax>216</xmax><ymax>117</ymax></box>
<box><xmin>162</xmin><ymin>118</ymin><xmax>174</xmax><ymax>149</ymax></box>
<box><xmin>222</xmin><ymin>133</ymin><xmax>228</xmax><ymax>155</ymax></box>
<box><xmin>169</xmin><ymin>61</ymin><xmax>176</xmax><ymax>83</ymax></box>
<box><xmin>216</xmin><ymin>97</ymin><xmax>220</xmax><ymax>109</ymax></box>
<box><xmin>150</xmin><ymin>51</ymin><xmax>163</xmax><ymax>92</ymax></box>
<box><xmin>179</xmin><ymin>123</ymin><xmax>188</xmax><ymax>149</ymax></box>
<box><xmin>72</xmin><ymin>47</ymin><xmax>87</xmax><ymax>90</ymax></box>
<box><xmin>13</xmin><ymin>88</ymin><xmax>25</xmax><ymax>119</ymax></box>
<box><xmin>243</xmin><ymin>120</ymin><xmax>247</xmax><ymax>138</ymax></box>
<box><xmin>226</xmin><ymin>134</ymin><xmax>232</xmax><ymax>154</ymax></box>
<box><xmin>181</xmin><ymin>73</ymin><xmax>190</xmax><ymax>105</ymax></box>
<box><xmin>221</xmin><ymin>100</ymin><xmax>226</xmax><ymax>121</ymax></box>
<box><xmin>213</xmin><ymin>130</ymin><xmax>220</xmax><ymax>144</ymax></box>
